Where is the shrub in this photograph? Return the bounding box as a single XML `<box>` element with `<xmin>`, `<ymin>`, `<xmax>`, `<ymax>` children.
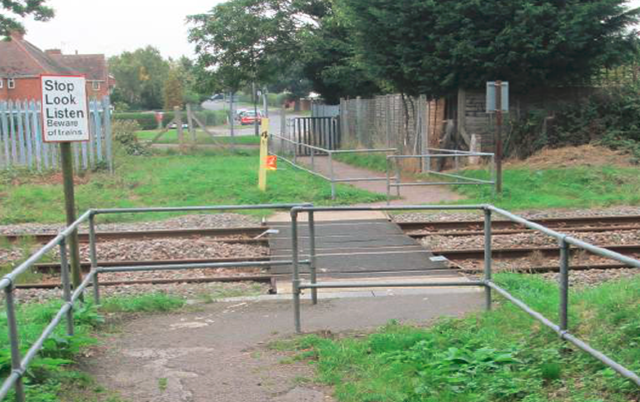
<box><xmin>112</xmin><ymin>120</ymin><xmax>148</xmax><ymax>156</ymax></box>
<box><xmin>113</xmin><ymin>112</ymin><xmax>157</xmax><ymax>130</ymax></box>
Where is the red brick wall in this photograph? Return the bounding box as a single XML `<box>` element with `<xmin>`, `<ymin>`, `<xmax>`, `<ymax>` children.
<box><xmin>0</xmin><ymin>78</ymin><xmax>107</xmax><ymax>102</ymax></box>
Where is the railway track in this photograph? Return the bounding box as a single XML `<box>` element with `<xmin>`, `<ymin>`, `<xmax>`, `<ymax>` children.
<box><xmin>1</xmin><ymin>226</ymin><xmax>269</xmax><ymax>244</ymax></box>
<box><xmin>399</xmin><ymin>215</ymin><xmax>640</xmax><ymax>236</ymax></box>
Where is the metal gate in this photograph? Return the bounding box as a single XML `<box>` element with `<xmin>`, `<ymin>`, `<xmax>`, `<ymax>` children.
<box><xmin>291</xmin><ymin>117</ymin><xmax>340</xmax><ymax>155</ymax></box>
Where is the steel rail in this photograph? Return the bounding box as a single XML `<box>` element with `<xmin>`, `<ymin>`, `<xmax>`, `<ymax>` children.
<box><xmin>431</xmin><ymin>244</ymin><xmax>640</xmax><ymax>260</ymax></box>
<box><xmin>408</xmin><ymin>225</ymin><xmax>640</xmax><ymax>238</ymax></box>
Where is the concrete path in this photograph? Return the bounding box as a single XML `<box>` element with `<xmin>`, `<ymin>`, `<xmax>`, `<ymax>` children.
<box><xmin>87</xmin><ymin>291</ymin><xmax>483</xmax><ymax>402</ymax></box>
<box><xmin>296</xmin><ymin>156</ymin><xmax>462</xmax><ymax>204</ymax></box>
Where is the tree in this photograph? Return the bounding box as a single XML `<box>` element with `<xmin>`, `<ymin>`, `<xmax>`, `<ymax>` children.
<box><xmin>188</xmin><ymin>0</ymin><xmax>313</xmax><ymax>96</ymax></box>
<box><xmin>1</xmin><ymin>0</ymin><xmax>53</xmax><ymax>38</ymax></box>
<box><xmin>109</xmin><ymin>46</ymin><xmax>170</xmax><ymax>110</ymax></box>
<box><xmin>339</xmin><ymin>0</ymin><xmax>640</xmax><ymax>97</ymax></box>
<box><xmin>164</xmin><ymin>67</ymin><xmax>184</xmax><ymax>110</ymax></box>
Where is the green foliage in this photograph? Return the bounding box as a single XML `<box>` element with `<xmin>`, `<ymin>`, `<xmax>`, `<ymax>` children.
<box><xmin>0</xmin><ymin>1</ymin><xmax>54</xmax><ymax>38</ymax></box>
<box><xmin>113</xmin><ymin>112</ymin><xmax>157</xmax><ymax>130</ymax></box>
<box><xmin>294</xmin><ymin>274</ymin><xmax>640</xmax><ymax>401</ymax></box>
<box><xmin>0</xmin><ymin>150</ymin><xmax>384</xmax><ymax>224</ymax></box>
<box><xmin>108</xmin><ymin>46</ymin><xmax>170</xmax><ymax>110</ymax></box>
<box><xmin>136</xmin><ymin>130</ymin><xmax>259</xmax><ymax>145</ymax></box>
<box><xmin>112</xmin><ymin>120</ymin><xmax>148</xmax><ymax>156</ymax></box>
<box><xmin>339</xmin><ymin>0</ymin><xmax>640</xmax><ymax>96</ymax></box>
<box><xmin>99</xmin><ymin>293</ymin><xmax>185</xmax><ymax>313</ymax></box>
<box><xmin>163</xmin><ymin>67</ymin><xmax>184</xmax><ymax>110</ymax></box>
<box><xmin>454</xmin><ymin>166</ymin><xmax>640</xmax><ymax>210</ymax></box>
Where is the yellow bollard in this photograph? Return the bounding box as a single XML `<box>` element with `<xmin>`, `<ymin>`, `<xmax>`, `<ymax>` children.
<box><xmin>258</xmin><ymin>118</ymin><xmax>270</xmax><ymax>191</ymax></box>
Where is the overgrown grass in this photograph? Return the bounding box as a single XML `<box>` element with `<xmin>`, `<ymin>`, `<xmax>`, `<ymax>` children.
<box><xmin>289</xmin><ymin>273</ymin><xmax>640</xmax><ymax>401</ymax></box>
<box><xmin>332</xmin><ymin>152</ymin><xmax>389</xmax><ymax>172</ymax></box>
<box><xmin>0</xmin><ymin>149</ymin><xmax>384</xmax><ymax>224</ymax></box>
<box><xmin>454</xmin><ymin>166</ymin><xmax>640</xmax><ymax>210</ymax></box>
<box><xmin>136</xmin><ymin>129</ymin><xmax>260</xmax><ymax>145</ymax></box>
<box><xmin>0</xmin><ymin>293</ymin><xmax>186</xmax><ymax>401</ymax></box>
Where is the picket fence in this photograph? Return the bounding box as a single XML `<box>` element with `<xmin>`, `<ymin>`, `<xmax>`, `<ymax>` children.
<box><xmin>0</xmin><ymin>97</ymin><xmax>113</xmax><ymax>171</ymax></box>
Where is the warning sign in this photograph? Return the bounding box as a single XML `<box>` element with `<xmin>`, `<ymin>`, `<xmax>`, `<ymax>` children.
<box><xmin>266</xmin><ymin>155</ymin><xmax>277</xmax><ymax>171</ymax></box>
<box><xmin>41</xmin><ymin>75</ymin><xmax>90</xmax><ymax>142</ymax></box>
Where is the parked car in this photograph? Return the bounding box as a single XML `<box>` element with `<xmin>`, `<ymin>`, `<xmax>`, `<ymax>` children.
<box><xmin>168</xmin><ymin>122</ymin><xmax>189</xmax><ymax>129</ymax></box>
<box><xmin>209</xmin><ymin>93</ymin><xmax>224</xmax><ymax>101</ymax></box>
<box><xmin>235</xmin><ymin>108</ymin><xmax>250</xmax><ymax>120</ymax></box>
<box><xmin>240</xmin><ymin>111</ymin><xmax>262</xmax><ymax>125</ymax></box>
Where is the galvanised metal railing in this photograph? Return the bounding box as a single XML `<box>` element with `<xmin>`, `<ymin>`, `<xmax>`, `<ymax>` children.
<box><xmin>269</xmin><ymin>132</ymin><xmax>396</xmax><ymax>199</ymax></box>
<box><xmin>0</xmin><ymin>203</ymin><xmax>313</xmax><ymax>402</ymax></box>
<box><xmin>386</xmin><ymin>150</ymin><xmax>496</xmax><ymax>204</ymax></box>
<box><xmin>289</xmin><ymin>204</ymin><xmax>640</xmax><ymax>388</ymax></box>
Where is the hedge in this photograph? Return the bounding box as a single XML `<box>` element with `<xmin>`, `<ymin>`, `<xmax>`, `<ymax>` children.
<box><xmin>113</xmin><ymin>110</ymin><xmax>228</xmax><ymax>130</ymax></box>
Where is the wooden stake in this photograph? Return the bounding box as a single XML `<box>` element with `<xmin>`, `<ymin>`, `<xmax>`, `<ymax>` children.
<box><xmin>60</xmin><ymin>143</ymin><xmax>83</xmax><ymax>291</ymax></box>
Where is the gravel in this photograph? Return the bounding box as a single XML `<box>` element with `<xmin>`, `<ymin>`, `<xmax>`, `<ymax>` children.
<box><xmin>0</xmin><ymin>213</ymin><xmax>262</xmax><ymax>236</ymax></box>
<box><xmin>393</xmin><ymin>206</ymin><xmax>640</xmax><ymax>223</ymax></box>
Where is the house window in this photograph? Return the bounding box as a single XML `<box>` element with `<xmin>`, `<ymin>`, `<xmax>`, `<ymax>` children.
<box><xmin>92</xmin><ymin>81</ymin><xmax>101</xmax><ymax>91</ymax></box>
<box><xmin>7</xmin><ymin>79</ymin><xmax>15</xmax><ymax>89</ymax></box>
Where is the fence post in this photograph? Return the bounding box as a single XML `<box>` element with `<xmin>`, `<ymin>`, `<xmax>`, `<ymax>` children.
<box><xmin>59</xmin><ymin>238</ymin><xmax>75</xmax><ymax>336</ymax></box>
<box><xmin>484</xmin><ymin>208</ymin><xmax>492</xmax><ymax>310</ymax></box>
<box><xmin>395</xmin><ymin>157</ymin><xmax>401</xmax><ymax>197</ymax></box>
<box><xmin>89</xmin><ymin>213</ymin><xmax>100</xmax><ymax>304</ymax></box>
<box><xmin>310</xmin><ymin>147</ymin><xmax>315</xmax><ymax>171</ymax></box>
<box><xmin>559</xmin><ymin>238</ymin><xmax>570</xmax><ymax>332</ymax></box>
<box><xmin>5</xmin><ymin>285</ymin><xmax>26</xmax><ymax>401</ymax></box>
<box><xmin>309</xmin><ymin>211</ymin><xmax>318</xmax><ymax>305</ymax></box>
<box><xmin>328</xmin><ymin>151</ymin><xmax>336</xmax><ymax>200</ymax></box>
<box><xmin>291</xmin><ymin>211</ymin><xmax>302</xmax><ymax>333</ymax></box>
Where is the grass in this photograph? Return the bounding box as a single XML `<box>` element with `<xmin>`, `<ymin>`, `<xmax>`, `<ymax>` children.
<box><xmin>332</xmin><ymin>152</ymin><xmax>389</xmax><ymax>172</ymax></box>
<box><xmin>454</xmin><ymin>166</ymin><xmax>640</xmax><ymax>210</ymax></box>
<box><xmin>0</xmin><ymin>293</ymin><xmax>186</xmax><ymax>401</ymax></box>
<box><xmin>288</xmin><ymin>273</ymin><xmax>640</xmax><ymax>401</ymax></box>
<box><xmin>0</xmin><ymin>149</ymin><xmax>385</xmax><ymax>224</ymax></box>
<box><xmin>136</xmin><ymin>129</ymin><xmax>261</xmax><ymax>145</ymax></box>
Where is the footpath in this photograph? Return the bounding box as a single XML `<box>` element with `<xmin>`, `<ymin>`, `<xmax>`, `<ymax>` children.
<box><xmin>295</xmin><ymin>156</ymin><xmax>462</xmax><ymax>204</ymax></box>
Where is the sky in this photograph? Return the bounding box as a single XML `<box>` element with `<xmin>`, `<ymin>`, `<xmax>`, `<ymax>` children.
<box><xmin>22</xmin><ymin>0</ymin><xmax>225</xmax><ymax>59</ymax></box>
<box><xmin>19</xmin><ymin>0</ymin><xmax>640</xmax><ymax>60</ymax></box>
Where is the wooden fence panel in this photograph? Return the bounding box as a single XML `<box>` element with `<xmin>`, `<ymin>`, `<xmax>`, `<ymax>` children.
<box><xmin>0</xmin><ymin>97</ymin><xmax>112</xmax><ymax>171</ymax></box>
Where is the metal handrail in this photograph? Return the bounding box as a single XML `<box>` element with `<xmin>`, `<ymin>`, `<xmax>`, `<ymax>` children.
<box><xmin>0</xmin><ymin>203</ymin><xmax>313</xmax><ymax>401</ymax></box>
<box><xmin>289</xmin><ymin>204</ymin><xmax>640</xmax><ymax>388</ymax></box>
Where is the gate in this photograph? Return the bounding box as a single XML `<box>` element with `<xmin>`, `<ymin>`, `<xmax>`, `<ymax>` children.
<box><xmin>291</xmin><ymin>117</ymin><xmax>340</xmax><ymax>156</ymax></box>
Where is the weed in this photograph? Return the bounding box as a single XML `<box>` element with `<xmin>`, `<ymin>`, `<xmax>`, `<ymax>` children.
<box><xmin>99</xmin><ymin>293</ymin><xmax>185</xmax><ymax>313</ymax></box>
<box><xmin>158</xmin><ymin>377</ymin><xmax>168</xmax><ymax>392</ymax></box>
<box><xmin>289</xmin><ymin>273</ymin><xmax>640</xmax><ymax>401</ymax></box>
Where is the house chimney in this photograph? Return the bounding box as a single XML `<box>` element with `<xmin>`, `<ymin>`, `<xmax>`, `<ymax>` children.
<box><xmin>9</xmin><ymin>30</ymin><xmax>24</xmax><ymax>41</ymax></box>
<box><xmin>45</xmin><ymin>49</ymin><xmax>63</xmax><ymax>56</ymax></box>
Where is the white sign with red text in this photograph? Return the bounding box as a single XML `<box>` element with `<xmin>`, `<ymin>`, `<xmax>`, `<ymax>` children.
<box><xmin>41</xmin><ymin>75</ymin><xmax>89</xmax><ymax>142</ymax></box>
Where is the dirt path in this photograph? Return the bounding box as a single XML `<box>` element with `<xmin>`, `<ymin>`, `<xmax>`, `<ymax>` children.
<box><xmin>296</xmin><ymin>156</ymin><xmax>462</xmax><ymax>204</ymax></box>
<box><xmin>86</xmin><ymin>291</ymin><xmax>482</xmax><ymax>401</ymax></box>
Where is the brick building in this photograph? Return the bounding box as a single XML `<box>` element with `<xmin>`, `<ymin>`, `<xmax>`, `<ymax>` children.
<box><xmin>0</xmin><ymin>32</ymin><xmax>114</xmax><ymax>101</ymax></box>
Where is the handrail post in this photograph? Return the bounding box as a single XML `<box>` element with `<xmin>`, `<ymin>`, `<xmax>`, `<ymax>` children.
<box><xmin>328</xmin><ymin>151</ymin><xmax>336</xmax><ymax>200</ymax></box>
<box><xmin>5</xmin><ymin>286</ymin><xmax>25</xmax><ymax>401</ymax></box>
<box><xmin>310</xmin><ymin>147</ymin><xmax>315</xmax><ymax>171</ymax></box>
<box><xmin>395</xmin><ymin>154</ymin><xmax>401</xmax><ymax>196</ymax></box>
<box><xmin>559</xmin><ymin>238</ymin><xmax>570</xmax><ymax>332</ymax></box>
<box><xmin>291</xmin><ymin>211</ymin><xmax>302</xmax><ymax>333</ymax></box>
<box><xmin>308</xmin><ymin>211</ymin><xmax>318</xmax><ymax>305</ymax></box>
<box><xmin>386</xmin><ymin>157</ymin><xmax>391</xmax><ymax>205</ymax></box>
<box><xmin>88</xmin><ymin>214</ymin><xmax>100</xmax><ymax>304</ymax></box>
<box><xmin>59</xmin><ymin>239</ymin><xmax>74</xmax><ymax>336</ymax></box>
<box><xmin>484</xmin><ymin>208</ymin><xmax>492</xmax><ymax>310</ymax></box>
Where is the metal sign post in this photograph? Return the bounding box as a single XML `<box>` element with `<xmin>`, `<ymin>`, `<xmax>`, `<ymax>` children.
<box><xmin>41</xmin><ymin>75</ymin><xmax>90</xmax><ymax>291</ymax></box>
<box><xmin>486</xmin><ymin>81</ymin><xmax>509</xmax><ymax>194</ymax></box>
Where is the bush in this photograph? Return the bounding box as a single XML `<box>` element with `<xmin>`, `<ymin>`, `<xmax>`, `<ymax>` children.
<box><xmin>113</xmin><ymin>112</ymin><xmax>157</xmax><ymax>130</ymax></box>
<box><xmin>112</xmin><ymin>120</ymin><xmax>148</xmax><ymax>155</ymax></box>
<box><xmin>506</xmin><ymin>86</ymin><xmax>640</xmax><ymax>159</ymax></box>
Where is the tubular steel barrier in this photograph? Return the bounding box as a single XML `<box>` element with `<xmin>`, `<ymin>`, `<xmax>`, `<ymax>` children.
<box><xmin>386</xmin><ymin>150</ymin><xmax>496</xmax><ymax>204</ymax></box>
<box><xmin>289</xmin><ymin>205</ymin><xmax>640</xmax><ymax>388</ymax></box>
<box><xmin>269</xmin><ymin>132</ymin><xmax>396</xmax><ymax>199</ymax></box>
<box><xmin>0</xmin><ymin>203</ymin><xmax>314</xmax><ymax>401</ymax></box>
